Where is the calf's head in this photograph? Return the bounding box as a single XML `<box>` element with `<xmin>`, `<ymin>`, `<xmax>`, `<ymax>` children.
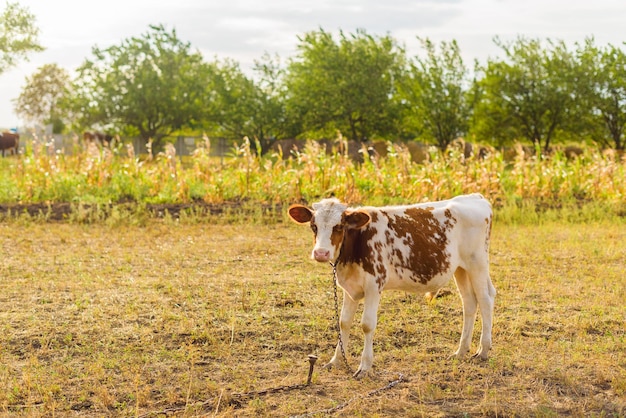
<box><xmin>288</xmin><ymin>198</ymin><xmax>371</xmax><ymax>263</ymax></box>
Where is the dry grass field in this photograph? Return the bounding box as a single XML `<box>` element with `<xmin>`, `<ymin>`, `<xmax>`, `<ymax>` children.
<box><xmin>0</xmin><ymin>218</ymin><xmax>624</xmax><ymax>417</ymax></box>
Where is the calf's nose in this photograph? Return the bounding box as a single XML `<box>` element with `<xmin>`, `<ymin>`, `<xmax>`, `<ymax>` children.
<box><xmin>313</xmin><ymin>249</ymin><xmax>330</xmax><ymax>262</ymax></box>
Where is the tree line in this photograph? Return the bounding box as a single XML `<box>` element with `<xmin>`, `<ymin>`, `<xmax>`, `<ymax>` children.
<box><xmin>5</xmin><ymin>3</ymin><xmax>626</xmax><ymax>153</ymax></box>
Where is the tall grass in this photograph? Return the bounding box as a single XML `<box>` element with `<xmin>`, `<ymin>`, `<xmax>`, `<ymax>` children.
<box><xmin>1</xmin><ymin>135</ymin><xmax>624</xmax><ymax>221</ymax></box>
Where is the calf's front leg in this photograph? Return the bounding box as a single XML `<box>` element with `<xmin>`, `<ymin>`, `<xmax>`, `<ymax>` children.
<box><xmin>325</xmin><ymin>290</ymin><xmax>359</xmax><ymax>370</ymax></box>
<box><xmin>354</xmin><ymin>289</ymin><xmax>381</xmax><ymax>378</ymax></box>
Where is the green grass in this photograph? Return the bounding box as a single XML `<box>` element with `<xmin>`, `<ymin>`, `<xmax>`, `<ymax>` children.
<box><xmin>0</xmin><ymin>220</ymin><xmax>624</xmax><ymax>416</ymax></box>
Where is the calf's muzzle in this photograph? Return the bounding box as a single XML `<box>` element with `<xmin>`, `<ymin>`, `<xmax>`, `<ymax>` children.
<box><xmin>313</xmin><ymin>248</ymin><xmax>331</xmax><ymax>262</ymax></box>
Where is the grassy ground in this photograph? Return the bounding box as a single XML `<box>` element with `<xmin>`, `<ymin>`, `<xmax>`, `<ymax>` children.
<box><xmin>0</xmin><ymin>218</ymin><xmax>624</xmax><ymax>417</ymax></box>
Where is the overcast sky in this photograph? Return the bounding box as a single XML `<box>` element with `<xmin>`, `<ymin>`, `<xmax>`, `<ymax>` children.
<box><xmin>1</xmin><ymin>0</ymin><xmax>625</xmax><ymax>129</ymax></box>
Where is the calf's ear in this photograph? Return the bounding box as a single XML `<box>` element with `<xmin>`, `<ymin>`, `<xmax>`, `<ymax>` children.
<box><xmin>345</xmin><ymin>210</ymin><xmax>371</xmax><ymax>229</ymax></box>
<box><xmin>288</xmin><ymin>205</ymin><xmax>313</xmax><ymax>224</ymax></box>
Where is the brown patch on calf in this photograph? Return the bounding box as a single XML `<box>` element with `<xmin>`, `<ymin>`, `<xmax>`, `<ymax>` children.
<box><xmin>330</xmin><ymin>223</ymin><xmax>345</xmax><ymax>253</ymax></box>
<box><xmin>386</xmin><ymin>208</ymin><xmax>453</xmax><ymax>284</ymax></box>
<box><xmin>485</xmin><ymin>214</ymin><xmax>493</xmax><ymax>251</ymax></box>
<box><xmin>309</xmin><ymin>218</ymin><xmax>319</xmax><ymax>247</ymax></box>
<box><xmin>337</xmin><ymin>224</ymin><xmax>378</xmax><ymax>277</ymax></box>
<box><xmin>443</xmin><ymin>209</ymin><xmax>456</xmax><ymax>231</ymax></box>
<box><xmin>373</xmin><ymin>242</ymin><xmax>387</xmax><ymax>289</ymax></box>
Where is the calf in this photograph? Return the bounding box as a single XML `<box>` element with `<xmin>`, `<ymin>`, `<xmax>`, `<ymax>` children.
<box><xmin>83</xmin><ymin>131</ymin><xmax>113</xmax><ymax>147</ymax></box>
<box><xmin>0</xmin><ymin>132</ymin><xmax>19</xmax><ymax>157</ymax></box>
<box><xmin>288</xmin><ymin>193</ymin><xmax>496</xmax><ymax>378</ymax></box>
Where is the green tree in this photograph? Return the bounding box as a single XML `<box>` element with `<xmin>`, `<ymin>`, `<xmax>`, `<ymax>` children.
<box><xmin>473</xmin><ymin>37</ymin><xmax>578</xmax><ymax>152</ymax></box>
<box><xmin>69</xmin><ymin>24</ymin><xmax>209</xmax><ymax>151</ymax></box>
<box><xmin>13</xmin><ymin>63</ymin><xmax>71</xmax><ymax>132</ymax></box>
<box><xmin>251</xmin><ymin>53</ymin><xmax>288</xmax><ymax>150</ymax></box>
<box><xmin>0</xmin><ymin>2</ymin><xmax>44</xmax><ymax>74</ymax></box>
<box><xmin>202</xmin><ymin>55</ymin><xmax>286</xmax><ymax>151</ymax></box>
<box><xmin>284</xmin><ymin>28</ymin><xmax>405</xmax><ymax>142</ymax></box>
<box><xmin>576</xmin><ymin>40</ymin><xmax>626</xmax><ymax>151</ymax></box>
<box><xmin>399</xmin><ymin>38</ymin><xmax>471</xmax><ymax>150</ymax></box>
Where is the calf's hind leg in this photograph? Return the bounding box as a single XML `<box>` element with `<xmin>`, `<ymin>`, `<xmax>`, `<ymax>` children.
<box><xmin>453</xmin><ymin>267</ymin><xmax>478</xmax><ymax>358</ymax></box>
<box><xmin>469</xmin><ymin>266</ymin><xmax>496</xmax><ymax>360</ymax></box>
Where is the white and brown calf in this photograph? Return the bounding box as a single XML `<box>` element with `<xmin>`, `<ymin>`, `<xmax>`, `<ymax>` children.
<box><xmin>288</xmin><ymin>193</ymin><xmax>496</xmax><ymax>378</ymax></box>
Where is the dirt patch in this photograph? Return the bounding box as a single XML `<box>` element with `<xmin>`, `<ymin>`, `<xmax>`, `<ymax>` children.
<box><xmin>0</xmin><ymin>202</ymin><xmax>74</xmax><ymax>220</ymax></box>
<box><xmin>0</xmin><ymin>201</ymin><xmax>286</xmax><ymax>222</ymax></box>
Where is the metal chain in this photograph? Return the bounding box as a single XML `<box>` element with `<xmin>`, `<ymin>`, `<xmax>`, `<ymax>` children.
<box><xmin>229</xmin><ymin>355</ymin><xmax>318</xmax><ymax>404</ymax></box>
<box><xmin>230</xmin><ymin>383</ymin><xmax>308</xmax><ymax>404</ymax></box>
<box><xmin>291</xmin><ymin>373</ymin><xmax>406</xmax><ymax>418</ymax></box>
<box><xmin>137</xmin><ymin>356</ymin><xmax>318</xmax><ymax>417</ymax></box>
<box><xmin>330</xmin><ymin>262</ymin><xmax>353</xmax><ymax>374</ymax></box>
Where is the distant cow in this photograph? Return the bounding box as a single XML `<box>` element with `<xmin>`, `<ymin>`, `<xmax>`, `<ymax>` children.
<box><xmin>268</xmin><ymin>138</ymin><xmax>307</xmax><ymax>159</ymax></box>
<box><xmin>563</xmin><ymin>146</ymin><xmax>584</xmax><ymax>160</ymax></box>
<box><xmin>288</xmin><ymin>193</ymin><xmax>496</xmax><ymax>378</ymax></box>
<box><xmin>0</xmin><ymin>132</ymin><xmax>19</xmax><ymax>156</ymax></box>
<box><xmin>83</xmin><ymin>131</ymin><xmax>113</xmax><ymax>147</ymax></box>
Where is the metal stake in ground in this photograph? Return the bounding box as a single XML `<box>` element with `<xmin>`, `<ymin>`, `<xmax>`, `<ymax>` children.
<box><xmin>307</xmin><ymin>355</ymin><xmax>317</xmax><ymax>384</ymax></box>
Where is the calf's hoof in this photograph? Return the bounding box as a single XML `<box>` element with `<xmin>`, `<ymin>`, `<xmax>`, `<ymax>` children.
<box><xmin>450</xmin><ymin>349</ymin><xmax>469</xmax><ymax>360</ymax></box>
<box><xmin>471</xmin><ymin>350</ymin><xmax>489</xmax><ymax>361</ymax></box>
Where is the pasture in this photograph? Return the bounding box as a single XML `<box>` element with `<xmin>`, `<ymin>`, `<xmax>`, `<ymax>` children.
<box><xmin>0</xmin><ymin>219</ymin><xmax>624</xmax><ymax>417</ymax></box>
